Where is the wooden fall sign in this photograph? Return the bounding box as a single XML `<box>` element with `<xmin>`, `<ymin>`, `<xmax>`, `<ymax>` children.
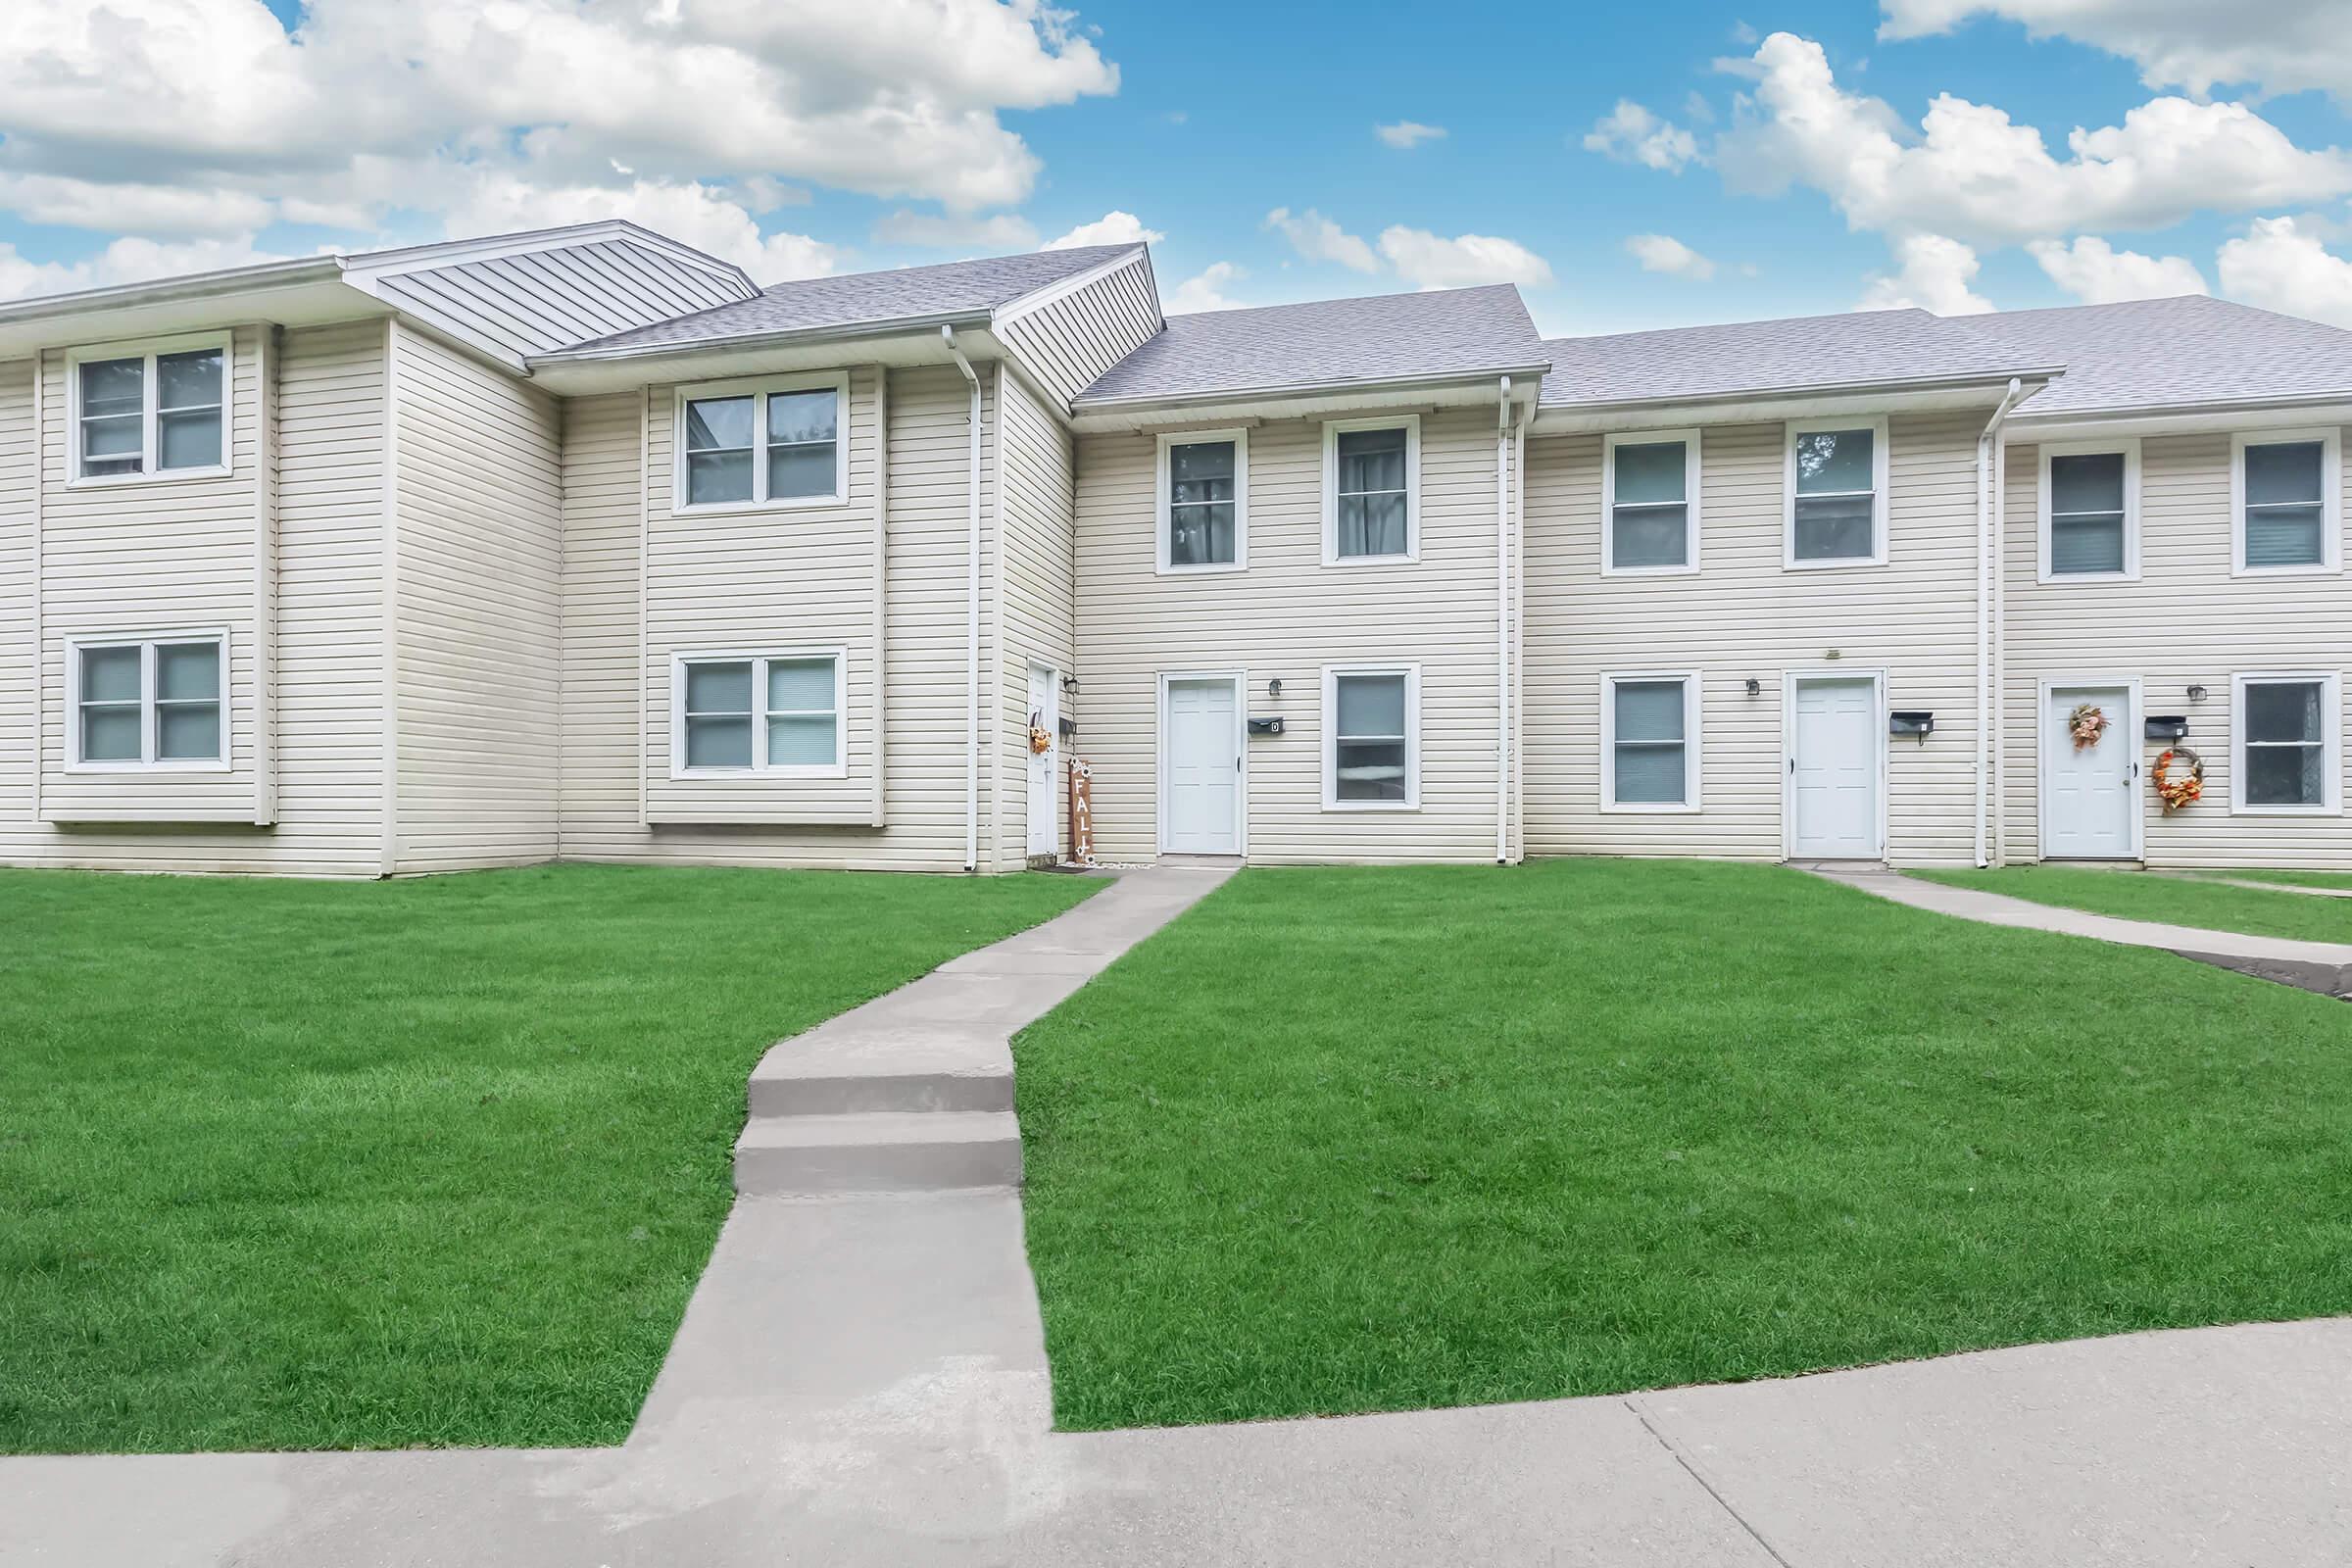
<box><xmin>1067</xmin><ymin>759</ymin><xmax>1096</xmax><ymax>865</ymax></box>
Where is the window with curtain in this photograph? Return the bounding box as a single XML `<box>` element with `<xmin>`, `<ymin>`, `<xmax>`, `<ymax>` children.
<box><xmin>680</xmin><ymin>380</ymin><xmax>842</xmax><ymax>508</ymax></box>
<box><xmin>1331</xmin><ymin>671</ymin><xmax>1411</xmax><ymax>804</ymax></box>
<box><xmin>74</xmin><ymin>636</ymin><xmax>222</xmax><ymax>765</ymax></box>
<box><xmin>2240</xmin><ymin>440</ymin><xmax>2327</xmax><ymax>569</ymax></box>
<box><xmin>1608</xmin><ymin>437</ymin><xmax>1691</xmax><ymax>570</ymax></box>
<box><xmin>1789</xmin><ymin>424</ymin><xmax>1879</xmax><ymax>563</ymax></box>
<box><xmin>678</xmin><ymin>654</ymin><xmax>841</xmax><ymax>773</ymax></box>
<box><xmin>2047</xmin><ymin>451</ymin><xmax>2128</xmax><ymax>575</ymax></box>
<box><xmin>2241</xmin><ymin>678</ymin><xmax>2328</xmax><ymax>808</ymax></box>
<box><xmin>1608</xmin><ymin>676</ymin><xmax>1692</xmax><ymax>807</ymax></box>
<box><xmin>1167</xmin><ymin>438</ymin><xmax>1239</xmax><ymax>566</ymax></box>
<box><xmin>1333</xmin><ymin>425</ymin><xmax>1410</xmax><ymax>559</ymax></box>
<box><xmin>74</xmin><ymin>342</ymin><xmax>224</xmax><ymax>480</ymax></box>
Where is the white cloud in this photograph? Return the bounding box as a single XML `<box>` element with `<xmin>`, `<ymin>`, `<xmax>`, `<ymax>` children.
<box><xmin>1375</xmin><ymin>121</ymin><xmax>1447</xmax><ymax>150</ymax></box>
<box><xmin>875</xmin><ymin>211</ymin><xmax>1041</xmax><ymax>250</ymax></box>
<box><xmin>1582</xmin><ymin>100</ymin><xmax>1703</xmax><ymax>172</ymax></box>
<box><xmin>1264</xmin><ymin>208</ymin><xmax>1379</xmax><ymax>272</ymax></box>
<box><xmin>441</xmin><ymin>175</ymin><xmax>838</xmax><ymax>283</ymax></box>
<box><xmin>1717</xmin><ymin>32</ymin><xmax>2352</xmax><ymax>248</ymax></box>
<box><xmin>1625</xmin><ymin>232</ymin><xmax>1718</xmax><ymax>279</ymax></box>
<box><xmin>1858</xmin><ymin>232</ymin><xmax>1995</xmax><ymax>314</ymax></box>
<box><xmin>0</xmin><ymin>234</ymin><xmax>288</xmax><ymax>302</ymax></box>
<box><xmin>1377</xmin><ymin>226</ymin><xmax>1554</xmax><ymax>289</ymax></box>
<box><xmin>1878</xmin><ymin>0</ymin><xmax>2352</xmax><ymax>104</ymax></box>
<box><xmin>1042</xmin><ymin>211</ymin><xmax>1164</xmax><ymax>251</ymax></box>
<box><xmin>0</xmin><ymin>172</ymin><xmax>275</xmax><ymax>237</ymax></box>
<box><xmin>1165</xmin><ymin>261</ymin><xmax>1246</xmax><ymax>315</ymax></box>
<box><xmin>2028</xmin><ymin>235</ymin><xmax>2207</xmax><ymax>302</ymax></box>
<box><xmin>2218</xmin><ymin>216</ymin><xmax>2352</xmax><ymax>327</ymax></box>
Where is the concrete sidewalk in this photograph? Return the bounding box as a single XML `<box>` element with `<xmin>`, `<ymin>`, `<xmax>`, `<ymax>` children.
<box><xmin>1814</xmin><ymin>863</ymin><xmax>2352</xmax><ymax>995</ymax></box>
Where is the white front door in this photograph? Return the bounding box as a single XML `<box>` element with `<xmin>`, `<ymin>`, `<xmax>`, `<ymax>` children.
<box><xmin>1163</xmin><ymin>676</ymin><xmax>1241</xmax><ymax>855</ymax></box>
<box><xmin>1789</xmin><ymin>677</ymin><xmax>1882</xmax><ymax>858</ymax></box>
<box><xmin>2042</xmin><ymin>685</ymin><xmax>2136</xmax><ymax>859</ymax></box>
<box><xmin>1026</xmin><ymin>664</ymin><xmax>1059</xmax><ymax>858</ymax></box>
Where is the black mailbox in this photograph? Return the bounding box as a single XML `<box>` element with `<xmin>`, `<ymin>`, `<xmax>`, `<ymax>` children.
<box><xmin>2145</xmin><ymin>715</ymin><xmax>2189</xmax><ymax>742</ymax></box>
<box><xmin>1248</xmin><ymin>716</ymin><xmax>1286</xmax><ymax>736</ymax></box>
<box><xmin>1888</xmin><ymin>710</ymin><xmax>1935</xmax><ymax>742</ymax></box>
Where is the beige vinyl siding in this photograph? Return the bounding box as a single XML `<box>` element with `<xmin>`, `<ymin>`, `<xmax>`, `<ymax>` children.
<box><xmin>1523</xmin><ymin>415</ymin><xmax>1984</xmax><ymax>866</ymax></box>
<box><xmin>557</xmin><ymin>363</ymin><xmax>997</xmax><ymax>869</ymax></box>
<box><xmin>0</xmin><ymin>360</ymin><xmax>30</xmax><ymax>847</ymax></box>
<box><xmin>388</xmin><ymin>323</ymin><xmax>563</xmax><ymax>871</ymax></box>
<box><xmin>995</xmin><ymin>365</ymin><xmax>1077</xmax><ymax>866</ymax></box>
<box><xmin>0</xmin><ymin>321</ymin><xmax>386</xmax><ymax>874</ymax></box>
<box><xmin>994</xmin><ymin>254</ymin><xmax>1162</xmax><ymax>408</ymax></box>
<box><xmin>1073</xmin><ymin>406</ymin><xmax>1506</xmax><ymax>864</ymax></box>
<box><xmin>2000</xmin><ymin>427</ymin><xmax>2352</xmax><ymax>867</ymax></box>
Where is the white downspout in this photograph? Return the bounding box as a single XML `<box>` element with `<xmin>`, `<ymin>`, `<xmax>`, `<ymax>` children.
<box><xmin>945</xmin><ymin>325</ymin><xmax>982</xmax><ymax>873</ymax></box>
<box><xmin>1974</xmin><ymin>377</ymin><xmax>2026</xmax><ymax>867</ymax></box>
<box><xmin>1496</xmin><ymin>376</ymin><xmax>1513</xmax><ymax>864</ymax></box>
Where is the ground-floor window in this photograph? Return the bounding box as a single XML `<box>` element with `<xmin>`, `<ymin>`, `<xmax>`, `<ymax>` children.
<box><xmin>1602</xmin><ymin>671</ymin><xmax>1700</xmax><ymax>810</ymax></box>
<box><xmin>70</xmin><ymin>632</ymin><xmax>225</xmax><ymax>768</ymax></box>
<box><xmin>1323</xmin><ymin>664</ymin><xmax>1418</xmax><ymax>808</ymax></box>
<box><xmin>672</xmin><ymin>650</ymin><xmax>845</xmax><ymax>776</ymax></box>
<box><xmin>2233</xmin><ymin>672</ymin><xmax>2339</xmax><ymax>812</ymax></box>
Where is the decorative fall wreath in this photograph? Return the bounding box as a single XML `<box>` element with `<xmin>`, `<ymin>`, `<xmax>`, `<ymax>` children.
<box><xmin>2153</xmin><ymin>746</ymin><xmax>2204</xmax><ymax>811</ymax></box>
<box><xmin>1026</xmin><ymin>710</ymin><xmax>1054</xmax><ymax>756</ymax></box>
<box><xmin>2069</xmin><ymin>703</ymin><xmax>2110</xmax><ymax>750</ymax></box>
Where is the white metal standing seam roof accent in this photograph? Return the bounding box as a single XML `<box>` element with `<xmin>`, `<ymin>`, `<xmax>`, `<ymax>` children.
<box><xmin>1074</xmin><ymin>284</ymin><xmax>1549</xmax><ymax>406</ymax></box>
<box><xmin>1966</xmin><ymin>294</ymin><xmax>2352</xmax><ymax>417</ymax></box>
<box><xmin>542</xmin><ymin>244</ymin><xmax>1145</xmax><ymax>357</ymax></box>
<box><xmin>365</xmin><ymin>236</ymin><xmax>759</xmax><ymax>365</ymax></box>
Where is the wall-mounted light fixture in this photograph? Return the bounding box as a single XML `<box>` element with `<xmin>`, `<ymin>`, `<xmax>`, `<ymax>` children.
<box><xmin>1268</xmin><ymin>677</ymin><xmax>1283</xmax><ymax>699</ymax></box>
<box><xmin>2186</xmin><ymin>684</ymin><xmax>2208</xmax><ymax>704</ymax></box>
<box><xmin>1060</xmin><ymin>674</ymin><xmax>1080</xmax><ymax>694</ymax></box>
<box><xmin>1744</xmin><ymin>677</ymin><xmax>1761</xmax><ymax>697</ymax></box>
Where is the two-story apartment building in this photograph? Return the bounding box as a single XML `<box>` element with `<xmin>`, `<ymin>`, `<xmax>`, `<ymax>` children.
<box><xmin>3</xmin><ymin>221</ymin><xmax>2349</xmax><ymax>876</ymax></box>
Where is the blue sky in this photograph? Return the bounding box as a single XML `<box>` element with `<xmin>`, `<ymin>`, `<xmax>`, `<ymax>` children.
<box><xmin>8</xmin><ymin>1</ymin><xmax>2352</xmax><ymax>334</ymax></box>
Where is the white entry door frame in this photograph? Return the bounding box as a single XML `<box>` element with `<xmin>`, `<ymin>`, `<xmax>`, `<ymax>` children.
<box><xmin>1157</xmin><ymin>669</ymin><xmax>1248</xmax><ymax>857</ymax></box>
<box><xmin>1782</xmin><ymin>667</ymin><xmax>1889</xmax><ymax>861</ymax></box>
<box><xmin>2037</xmin><ymin>676</ymin><xmax>2144</xmax><ymax>861</ymax></box>
<box><xmin>1026</xmin><ymin>662</ymin><xmax>1060</xmax><ymax>859</ymax></box>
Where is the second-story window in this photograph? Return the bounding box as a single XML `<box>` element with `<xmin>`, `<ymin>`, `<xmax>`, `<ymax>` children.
<box><xmin>1786</xmin><ymin>416</ymin><xmax>1887</xmax><ymax>567</ymax></box>
<box><xmin>677</xmin><ymin>375</ymin><xmax>845</xmax><ymax>511</ymax></box>
<box><xmin>2234</xmin><ymin>430</ymin><xmax>2339</xmax><ymax>573</ymax></box>
<box><xmin>2042</xmin><ymin>443</ymin><xmax>2136</xmax><ymax>579</ymax></box>
<box><xmin>72</xmin><ymin>339</ymin><xmax>227</xmax><ymax>482</ymax></box>
<box><xmin>1604</xmin><ymin>430</ymin><xmax>1699</xmax><ymax>573</ymax></box>
<box><xmin>1324</xmin><ymin>416</ymin><xmax>1417</xmax><ymax>564</ymax></box>
<box><xmin>1158</xmin><ymin>429</ymin><xmax>1248</xmax><ymax>572</ymax></box>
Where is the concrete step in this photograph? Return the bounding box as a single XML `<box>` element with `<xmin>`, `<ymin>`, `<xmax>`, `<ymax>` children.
<box><xmin>734</xmin><ymin>1109</ymin><xmax>1022</xmax><ymax>1196</ymax></box>
<box><xmin>748</xmin><ymin>1054</ymin><xmax>1012</xmax><ymax>1117</ymax></box>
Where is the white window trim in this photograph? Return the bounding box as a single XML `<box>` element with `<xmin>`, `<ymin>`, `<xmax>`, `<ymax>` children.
<box><xmin>2036</xmin><ymin>438</ymin><xmax>2140</xmax><ymax>583</ymax></box>
<box><xmin>65</xmin><ymin>628</ymin><xmax>231</xmax><ymax>772</ymax></box>
<box><xmin>671</xmin><ymin>371</ymin><xmax>850</xmax><ymax>515</ymax></box>
<box><xmin>1601</xmin><ymin>429</ymin><xmax>1702</xmax><ymax>577</ymax></box>
<box><xmin>2230</xmin><ymin>427</ymin><xmax>2341</xmax><ymax>577</ymax></box>
<box><xmin>1321</xmin><ymin>662</ymin><xmax>1421</xmax><ymax>811</ymax></box>
<box><xmin>1321</xmin><ymin>414</ymin><xmax>1420</xmax><ymax>566</ymax></box>
<box><xmin>1599</xmin><ymin>670</ymin><xmax>1703</xmax><ymax>812</ymax></box>
<box><xmin>65</xmin><ymin>332</ymin><xmax>233</xmax><ymax>488</ymax></box>
<box><xmin>668</xmin><ymin>647</ymin><xmax>850</xmax><ymax>780</ymax></box>
<box><xmin>1783</xmin><ymin>414</ymin><xmax>1890</xmax><ymax>570</ymax></box>
<box><xmin>1155</xmin><ymin>427</ymin><xmax>1250</xmax><ymax>575</ymax></box>
<box><xmin>2230</xmin><ymin>670</ymin><xmax>2341</xmax><ymax>815</ymax></box>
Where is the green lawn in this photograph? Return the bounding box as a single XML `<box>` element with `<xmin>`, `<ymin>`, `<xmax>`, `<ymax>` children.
<box><xmin>1916</xmin><ymin>865</ymin><xmax>2352</xmax><ymax>944</ymax></box>
<box><xmin>2193</xmin><ymin>868</ymin><xmax>2352</xmax><ymax>893</ymax></box>
<box><xmin>1</xmin><ymin>863</ymin><xmax>1094</xmax><ymax>1454</ymax></box>
<box><xmin>1014</xmin><ymin>859</ymin><xmax>2352</xmax><ymax>1432</ymax></box>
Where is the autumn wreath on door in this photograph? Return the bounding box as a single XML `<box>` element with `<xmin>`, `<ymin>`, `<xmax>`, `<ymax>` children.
<box><xmin>2153</xmin><ymin>746</ymin><xmax>2204</xmax><ymax>811</ymax></box>
<box><xmin>2069</xmin><ymin>703</ymin><xmax>2110</xmax><ymax>750</ymax></box>
<box><xmin>1027</xmin><ymin>710</ymin><xmax>1054</xmax><ymax>755</ymax></box>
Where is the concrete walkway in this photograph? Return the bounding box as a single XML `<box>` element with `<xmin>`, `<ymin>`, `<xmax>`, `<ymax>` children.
<box><xmin>8</xmin><ymin>861</ymin><xmax>2352</xmax><ymax>1565</ymax></box>
<box><xmin>1813</xmin><ymin>863</ymin><xmax>2352</xmax><ymax>996</ymax></box>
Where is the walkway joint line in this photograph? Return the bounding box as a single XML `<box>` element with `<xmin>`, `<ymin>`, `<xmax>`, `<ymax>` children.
<box><xmin>1626</xmin><ymin>1398</ymin><xmax>1797</xmax><ymax>1568</ymax></box>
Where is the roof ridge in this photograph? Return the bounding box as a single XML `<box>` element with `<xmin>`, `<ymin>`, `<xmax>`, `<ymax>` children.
<box><xmin>756</xmin><ymin>242</ymin><xmax>1138</xmax><ymax>298</ymax></box>
<box><xmin>1170</xmin><ymin>282</ymin><xmax>1523</xmax><ymax>323</ymax></box>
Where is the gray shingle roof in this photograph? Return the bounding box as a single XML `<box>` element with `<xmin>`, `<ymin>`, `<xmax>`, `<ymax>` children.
<box><xmin>1968</xmin><ymin>294</ymin><xmax>2352</xmax><ymax>417</ymax></box>
<box><xmin>1539</xmin><ymin>308</ymin><xmax>2055</xmax><ymax>408</ymax></box>
<box><xmin>1076</xmin><ymin>285</ymin><xmax>1545</xmax><ymax>405</ymax></box>
<box><xmin>546</xmin><ymin>244</ymin><xmax>1139</xmax><ymax>356</ymax></box>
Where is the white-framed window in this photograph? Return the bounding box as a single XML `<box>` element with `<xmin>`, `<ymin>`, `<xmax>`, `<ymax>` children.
<box><xmin>1322</xmin><ymin>663</ymin><xmax>1419</xmax><ymax>809</ymax></box>
<box><xmin>1785</xmin><ymin>416</ymin><xmax>1888</xmax><ymax>568</ymax></box>
<box><xmin>2038</xmin><ymin>440</ymin><xmax>2139</xmax><ymax>581</ymax></box>
<box><xmin>671</xmin><ymin>649</ymin><xmax>847</xmax><ymax>777</ymax></box>
<box><xmin>2231</xmin><ymin>429</ymin><xmax>2340</xmax><ymax>575</ymax></box>
<box><xmin>1156</xmin><ymin>428</ymin><xmax>1248</xmax><ymax>573</ymax></box>
<box><xmin>674</xmin><ymin>373</ymin><xmax>847</xmax><ymax>512</ymax></box>
<box><xmin>68</xmin><ymin>631</ymin><xmax>227</xmax><ymax>769</ymax></box>
<box><xmin>1603</xmin><ymin>429</ymin><xmax>1701</xmax><ymax>575</ymax></box>
<box><xmin>67</xmin><ymin>334</ymin><xmax>230</xmax><ymax>485</ymax></box>
<box><xmin>1600</xmin><ymin>671</ymin><xmax>1701</xmax><ymax>811</ymax></box>
<box><xmin>1322</xmin><ymin>416</ymin><xmax>1418</xmax><ymax>564</ymax></box>
<box><xmin>2231</xmin><ymin>671</ymin><xmax>2340</xmax><ymax>814</ymax></box>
